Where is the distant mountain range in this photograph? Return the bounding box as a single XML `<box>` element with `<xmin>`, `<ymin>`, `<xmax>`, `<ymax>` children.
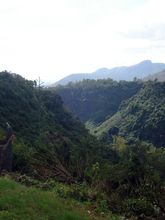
<box><xmin>144</xmin><ymin>69</ymin><xmax>165</xmax><ymax>82</ymax></box>
<box><xmin>54</xmin><ymin>60</ymin><xmax>165</xmax><ymax>85</ymax></box>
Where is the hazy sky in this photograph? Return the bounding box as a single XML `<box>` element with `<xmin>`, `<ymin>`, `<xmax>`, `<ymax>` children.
<box><xmin>0</xmin><ymin>0</ymin><xmax>165</xmax><ymax>82</ymax></box>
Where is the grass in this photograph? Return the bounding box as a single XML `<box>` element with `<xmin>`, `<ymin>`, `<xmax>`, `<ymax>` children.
<box><xmin>0</xmin><ymin>177</ymin><xmax>90</xmax><ymax>220</ymax></box>
<box><xmin>0</xmin><ymin>177</ymin><xmax>121</xmax><ymax>220</ymax></box>
<box><xmin>86</xmin><ymin>112</ymin><xmax>122</xmax><ymax>137</ymax></box>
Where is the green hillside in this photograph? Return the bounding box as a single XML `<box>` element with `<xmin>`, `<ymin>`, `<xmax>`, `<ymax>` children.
<box><xmin>0</xmin><ymin>71</ymin><xmax>85</xmax><ymax>143</ymax></box>
<box><xmin>95</xmin><ymin>81</ymin><xmax>165</xmax><ymax>147</ymax></box>
<box><xmin>55</xmin><ymin>79</ymin><xmax>142</xmax><ymax>124</ymax></box>
<box><xmin>0</xmin><ymin>71</ymin><xmax>101</xmax><ymax>181</ymax></box>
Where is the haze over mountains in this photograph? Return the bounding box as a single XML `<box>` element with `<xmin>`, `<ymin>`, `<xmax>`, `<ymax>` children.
<box><xmin>55</xmin><ymin>60</ymin><xmax>165</xmax><ymax>85</ymax></box>
<box><xmin>144</xmin><ymin>69</ymin><xmax>165</xmax><ymax>82</ymax></box>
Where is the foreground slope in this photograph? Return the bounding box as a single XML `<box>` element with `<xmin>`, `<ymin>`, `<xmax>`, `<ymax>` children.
<box><xmin>55</xmin><ymin>60</ymin><xmax>165</xmax><ymax>85</ymax></box>
<box><xmin>0</xmin><ymin>177</ymin><xmax>89</xmax><ymax>220</ymax></box>
<box><xmin>95</xmin><ymin>81</ymin><xmax>165</xmax><ymax>147</ymax></box>
<box><xmin>56</xmin><ymin>79</ymin><xmax>142</xmax><ymax>124</ymax></box>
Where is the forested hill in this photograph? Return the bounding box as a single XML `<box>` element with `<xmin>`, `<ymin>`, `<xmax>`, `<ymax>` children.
<box><xmin>55</xmin><ymin>79</ymin><xmax>142</xmax><ymax>124</ymax></box>
<box><xmin>0</xmin><ymin>71</ymin><xmax>84</xmax><ymax>143</ymax></box>
<box><xmin>0</xmin><ymin>71</ymin><xmax>101</xmax><ymax>181</ymax></box>
<box><xmin>95</xmin><ymin>81</ymin><xmax>165</xmax><ymax>147</ymax></box>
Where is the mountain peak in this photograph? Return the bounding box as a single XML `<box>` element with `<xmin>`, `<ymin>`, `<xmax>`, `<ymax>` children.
<box><xmin>140</xmin><ymin>60</ymin><xmax>152</xmax><ymax>64</ymax></box>
<box><xmin>54</xmin><ymin>60</ymin><xmax>165</xmax><ymax>85</ymax></box>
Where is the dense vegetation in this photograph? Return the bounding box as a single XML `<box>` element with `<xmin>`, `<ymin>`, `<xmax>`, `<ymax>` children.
<box><xmin>0</xmin><ymin>72</ymin><xmax>164</xmax><ymax>219</ymax></box>
<box><xmin>0</xmin><ymin>71</ymin><xmax>101</xmax><ymax>182</ymax></box>
<box><xmin>56</xmin><ymin>78</ymin><xmax>165</xmax><ymax>147</ymax></box>
<box><xmin>95</xmin><ymin>81</ymin><xmax>165</xmax><ymax>147</ymax></box>
<box><xmin>55</xmin><ymin>79</ymin><xmax>142</xmax><ymax>124</ymax></box>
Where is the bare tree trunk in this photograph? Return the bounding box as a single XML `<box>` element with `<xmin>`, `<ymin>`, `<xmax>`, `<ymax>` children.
<box><xmin>0</xmin><ymin>135</ymin><xmax>14</xmax><ymax>173</ymax></box>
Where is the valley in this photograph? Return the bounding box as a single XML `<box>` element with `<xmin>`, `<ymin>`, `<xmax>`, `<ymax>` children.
<box><xmin>0</xmin><ymin>70</ymin><xmax>164</xmax><ymax>220</ymax></box>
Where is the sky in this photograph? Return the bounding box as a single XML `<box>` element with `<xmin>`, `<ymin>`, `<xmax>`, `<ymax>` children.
<box><xmin>0</xmin><ymin>0</ymin><xmax>165</xmax><ymax>83</ymax></box>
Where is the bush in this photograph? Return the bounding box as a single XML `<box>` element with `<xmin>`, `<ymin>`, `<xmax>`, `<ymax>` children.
<box><xmin>123</xmin><ymin>198</ymin><xmax>155</xmax><ymax>217</ymax></box>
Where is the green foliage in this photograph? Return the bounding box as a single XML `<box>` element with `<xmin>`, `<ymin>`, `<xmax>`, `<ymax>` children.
<box><xmin>55</xmin><ymin>182</ymin><xmax>113</xmax><ymax>215</ymax></box>
<box><xmin>112</xmin><ymin>136</ymin><xmax>128</xmax><ymax>158</ymax></box>
<box><xmin>0</xmin><ymin>71</ymin><xmax>104</xmax><ymax>182</ymax></box>
<box><xmin>93</xmin><ymin>140</ymin><xmax>165</xmax><ymax>217</ymax></box>
<box><xmin>12</xmin><ymin>140</ymin><xmax>34</xmax><ymax>173</ymax></box>
<box><xmin>96</xmin><ymin>81</ymin><xmax>165</xmax><ymax>147</ymax></box>
<box><xmin>56</xmin><ymin>79</ymin><xmax>142</xmax><ymax>124</ymax></box>
<box><xmin>0</xmin><ymin>71</ymin><xmax>39</xmax><ymax>143</ymax></box>
<box><xmin>123</xmin><ymin>198</ymin><xmax>155</xmax><ymax>217</ymax></box>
